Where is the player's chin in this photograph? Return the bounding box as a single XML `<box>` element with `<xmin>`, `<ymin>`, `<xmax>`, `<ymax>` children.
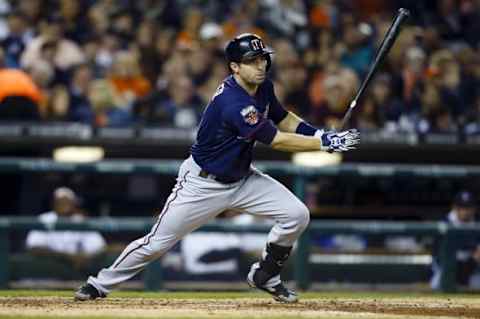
<box><xmin>253</xmin><ymin>75</ymin><xmax>266</xmax><ymax>84</ymax></box>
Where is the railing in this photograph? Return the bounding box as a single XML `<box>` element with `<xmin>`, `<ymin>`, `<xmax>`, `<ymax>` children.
<box><xmin>1</xmin><ymin>158</ymin><xmax>480</xmax><ymax>208</ymax></box>
<box><xmin>1</xmin><ymin>122</ymin><xmax>479</xmax><ymax>147</ymax></box>
<box><xmin>1</xmin><ymin>159</ymin><xmax>480</xmax><ymax>291</ymax></box>
<box><xmin>1</xmin><ymin>217</ymin><xmax>479</xmax><ymax>292</ymax></box>
<box><xmin>1</xmin><ymin>157</ymin><xmax>480</xmax><ymax>177</ymax></box>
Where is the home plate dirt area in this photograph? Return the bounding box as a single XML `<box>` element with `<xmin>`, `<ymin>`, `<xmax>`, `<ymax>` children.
<box><xmin>0</xmin><ymin>292</ymin><xmax>479</xmax><ymax>319</ymax></box>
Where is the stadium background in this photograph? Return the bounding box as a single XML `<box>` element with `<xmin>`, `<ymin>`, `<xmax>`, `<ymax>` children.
<box><xmin>0</xmin><ymin>0</ymin><xmax>479</xmax><ymax>293</ymax></box>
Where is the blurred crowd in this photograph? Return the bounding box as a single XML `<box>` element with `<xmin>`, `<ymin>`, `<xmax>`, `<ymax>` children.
<box><xmin>0</xmin><ymin>0</ymin><xmax>479</xmax><ymax>134</ymax></box>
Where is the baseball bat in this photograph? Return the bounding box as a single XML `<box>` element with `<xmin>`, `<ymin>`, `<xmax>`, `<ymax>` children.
<box><xmin>338</xmin><ymin>8</ymin><xmax>410</xmax><ymax>130</ymax></box>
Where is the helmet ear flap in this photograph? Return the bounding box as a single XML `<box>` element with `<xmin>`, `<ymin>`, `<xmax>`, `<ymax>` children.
<box><xmin>266</xmin><ymin>54</ymin><xmax>272</xmax><ymax>72</ymax></box>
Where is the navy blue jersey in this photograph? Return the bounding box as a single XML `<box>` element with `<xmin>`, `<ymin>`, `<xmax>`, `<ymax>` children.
<box><xmin>191</xmin><ymin>75</ymin><xmax>288</xmax><ymax>181</ymax></box>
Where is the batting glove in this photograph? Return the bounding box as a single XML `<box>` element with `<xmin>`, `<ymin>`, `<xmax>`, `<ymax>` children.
<box><xmin>317</xmin><ymin>129</ymin><xmax>360</xmax><ymax>152</ymax></box>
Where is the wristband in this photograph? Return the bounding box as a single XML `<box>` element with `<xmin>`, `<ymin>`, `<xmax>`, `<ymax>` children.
<box><xmin>296</xmin><ymin>121</ymin><xmax>318</xmax><ymax>136</ymax></box>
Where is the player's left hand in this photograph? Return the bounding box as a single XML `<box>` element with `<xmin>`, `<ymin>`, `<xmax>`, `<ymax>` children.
<box><xmin>320</xmin><ymin>129</ymin><xmax>360</xmax><ymax>152</ymax></box>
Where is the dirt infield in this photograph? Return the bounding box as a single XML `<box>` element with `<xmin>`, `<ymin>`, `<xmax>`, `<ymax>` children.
<box><xmin>0</xmin><ymin>295</ymin><xmax>479</xmax><ymax>319</ymax></box>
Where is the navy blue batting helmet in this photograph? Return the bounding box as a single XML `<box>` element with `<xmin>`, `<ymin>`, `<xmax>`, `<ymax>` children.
<box><xmin>225</xmin><ymin>33</ymin><xmax>274</xmax><ymax>70</ymax></box>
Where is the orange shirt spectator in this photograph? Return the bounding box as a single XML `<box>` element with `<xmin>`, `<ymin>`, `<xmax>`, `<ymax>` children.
<box><xmin>109</xmin><ymin>77</ymin><xmax>151</xmax><ymax>98</ymax></box>
<box><xmin>0</xmin><ymin>69</ymin><xmax>42</xmax><ymax>104</ymax></box>
<box><xmin>108</xmin><ymin>51</ymin><xmax>152</xmax><ymax>100</ymax></box>
<box><xmin>309</xmin><ymin>4</ymin><xmax>331</xmax><ymax>28</ymax></box>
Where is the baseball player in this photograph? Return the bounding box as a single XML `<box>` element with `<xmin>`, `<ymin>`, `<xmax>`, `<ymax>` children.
<box><xmin>74</xmin><ymin>33</ymin><xmax>359</xmax><ymax>303</ymax></box>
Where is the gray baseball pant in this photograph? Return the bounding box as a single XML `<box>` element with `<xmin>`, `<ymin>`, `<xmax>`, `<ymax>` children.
<box><xmin>88</xmin><ymin>156</ymin><xmax>309</xmax><ymax>294</ymax></box>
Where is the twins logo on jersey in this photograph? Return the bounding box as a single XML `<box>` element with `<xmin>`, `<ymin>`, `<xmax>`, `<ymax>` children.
<box><xmin>241</xmin><ymin>105</ymin><xmax>259</xmax><ymax>125</ymax></box>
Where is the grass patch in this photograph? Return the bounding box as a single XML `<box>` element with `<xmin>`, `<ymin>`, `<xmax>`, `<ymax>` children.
<box><xmin>0</xmin><ymin>315</ymin><xmax>124</xmax><ymax>319</ymax></box>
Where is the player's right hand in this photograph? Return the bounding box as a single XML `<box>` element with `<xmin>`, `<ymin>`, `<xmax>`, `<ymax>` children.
<box><xmin>320</xmin><ymin>129</ymin><xmax>360</xmax><ymax>152</ymax></box>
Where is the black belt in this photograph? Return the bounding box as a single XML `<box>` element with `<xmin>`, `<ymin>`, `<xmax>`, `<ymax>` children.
<box><xmin>199</xmin><ymin>169</ymin><xmax>241</xmax><ymax>184</ymax></box>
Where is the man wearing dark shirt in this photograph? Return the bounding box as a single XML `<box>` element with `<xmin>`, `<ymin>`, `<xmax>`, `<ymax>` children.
<box><xmin>431</xmin><ymin>190</ymin><xmax>480</xmax><ymax>290</ymax></box>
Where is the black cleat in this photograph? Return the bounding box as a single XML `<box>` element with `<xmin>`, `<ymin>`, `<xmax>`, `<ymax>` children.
<box><xmin>74</xmin><ymin>283</ymin><xmax>106</xmax><ymax>301</ymax></box>
<box><xmin>247</xmin><ymin>262</ymin><xmax>298</xmax><ymax>303</ymax></box>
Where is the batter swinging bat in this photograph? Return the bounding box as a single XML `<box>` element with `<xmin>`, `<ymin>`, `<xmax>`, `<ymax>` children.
<box><xmin>338</xmin><ymin>8</ymin><xmax>410</xmax><ymax>130</ymax></box>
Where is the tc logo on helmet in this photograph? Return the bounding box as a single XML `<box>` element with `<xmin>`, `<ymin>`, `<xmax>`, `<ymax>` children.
<box><xmin>251</xmin><ymin>39</ymin><xmax>264</xmax><ymax>50</ymax></box>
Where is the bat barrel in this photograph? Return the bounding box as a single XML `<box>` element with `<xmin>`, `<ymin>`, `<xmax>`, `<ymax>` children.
<box><xmin>340</xmin><ymin>8</ymin><xmax>410</xmax><ymax>129</ymax></box>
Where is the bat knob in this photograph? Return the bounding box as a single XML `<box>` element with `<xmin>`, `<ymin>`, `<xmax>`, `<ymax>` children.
<box><xmin>399</xmin><ymin>8</ymin><xmax>411</xmax><ymax>17</ymax></box>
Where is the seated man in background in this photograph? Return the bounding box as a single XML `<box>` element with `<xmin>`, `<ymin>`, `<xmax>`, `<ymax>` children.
<box><xmin>24</xmin><ymin>187</ymin><xmax>106</xmax><ymax>278</ymax></box>
<box><xmin>431</xmin><ymin>190</ymin><xmax>480</xmax><ymax>290</ymax></box>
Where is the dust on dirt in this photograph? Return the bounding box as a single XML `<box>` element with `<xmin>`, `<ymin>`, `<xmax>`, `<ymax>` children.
<box><xmin>0</xmin><ymin>296</ymin><xmax>479</xmax><ymax>319</ymax></box>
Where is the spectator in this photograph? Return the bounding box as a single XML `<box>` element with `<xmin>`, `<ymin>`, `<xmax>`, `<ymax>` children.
<box><xmin>400</xmin><ymin>46</ymin><xmax>427</xmax><ymax>117</ymax></box>
<box><xmin>458</xmin><ymin>0</ymin><xmax>480</xmax><ymax>48</ymax></box>
<box><xmin>65</xmin><ymin>63</ymin><xmax>95</xmax><ymax>123</ymax></box>
<box><xmin>457</xmin><ymin>46</ymin><xmax>480</xmax><ymax>116</ymax></box>
<box><xmin>109</xmin><ymin>8</ymin><xmax>135</xmax><ymax>47</ymax></box>
<box><xmin>431</xmin><ymin>190</ymin><xmax>480</xmax><ymax>290</ymax></box>
<box><xmin>26</xmin><ymin>60</ymin><xmax>53</xmax><ymax>118</ymax></box>
<box><xmin>144</xmin><ymin>75</ymin><xmax>202</xmax><ymax>128</ymax></box>
<box><xmin>420</xmin><ymin>25</ymin><xmax>443</xmax><ymax>56</ymax></box>
<box><xmin>25</xmin><ymin>187</ymin><xmax>107</xmax><ymax>276</ymax></box>
<box><xmin>433</xmin><ymin>0</ymin><xmax>464</xmax><ymax>42</ymax></box>
<box><xmin>87</xmin><ymin>79</ymin><xmax>132</xmax><ymax>127</ymax></box>
<box><xmin>134</xmin><ymin>19</ymin><xmax>159</xmax><ymax>84</ymax></box>
<box><xmin>339</xmin><ymin>20</ymin><xmax>374</xmax><ymax>78</ymax></box>
<box><xmin>222</xmin><ymin>1</ymin><xmax>264</xmax><ymax>39</ymax></box>
<box><xmin>1</xmin><ymin>10</ymin><xmax>33</xmax><ymax>68</ymax></box>
<box><xmin>276</xmin><ymin>56</ymin><xmax>309</xmax><ymax>114</ymax></box>
<box><xmin>17</xmin><ymin>0</ymin><xmax>43</xmax><ymax>26</ymax></box>
<box><xmin>86</xmin><ymin>3</ymin><xmax>110</xmax><ymax>39</ymax></box>
<box><xmin>419</xmin><ymin>106</ymin><xmax>458</xmax><ymax>134</ymax></box>
<box><xmin>258</xmin><ymin>0</ymin><xmax>307</xmax><ymax>39</ymax></box>
<box><xmin>176</xmin><ymin>6</ymin><xmax>204</xmax><ymax>48</ymax></box>
<box><xmin>270</xmin><ymin>39</ymin><xmax>308</xmax><ymax>114</ymax></box>
<box><xmin>187</xmin><ymin>47</ymin><xmax>214</xmax><ymax>87</ymax></box>
<box><xmin>0</xmin><ymin>48</ymin><xmax>41</xmax><ymax>120</ymax></box>
<box><xmin>58</xmin><ymin>0</ymin><xmax>89</xmax><ymax>44</ymax></box>
<box><xmin>152</xmin><ymin>28</ymin><xmax>176</xmax><ymax>77</ymax></box>
<box><xmin>20</xmin><ymin>15</ymin><xmax>85</xmax><ymax>79</ymax></box>
<box><xmin>356</xmin><ymin>74</ymin><xmax>404</xmax><ymax>131</ymax></box>
<box><xmin>92</xmin><ymin>32</ymin><xmax>122</xmax><ymax>76</ymax></box>
<box><xmin>198</xmin><ymin>22</ymin><xmax>225</xmax><ymax>55</ymax></box>
<box><xmin>309</xmin><ymin>63</ymin><xmax>359</xmax><ymax>128</ymax></box>
<box><xmin>303</xmin><ymin>29</ymin><xmax>335</xmax><ymax>69</ymax></box>
<box><xmin>0</xmin><ymin>0</ymin><xmax>478</xmax><ymax>132</ymax></box>
<box><xmin>427</xmin><ymin>49</ymin><xmax>467</xmax><ymax>121</ymax></box>
<box><xmin>108</xmin><ymin>51</ymin><xmax>152</xmax><ymax>103</ymax></box>
<box><xmin>309</xmin><ymin>0</ymin><xmax>338</xmax><ymax>30</ymax></box>
<box><xmin>416</xmin><ymin>80</ymin><xmax>453</xmax><ymax>134</ymax></box>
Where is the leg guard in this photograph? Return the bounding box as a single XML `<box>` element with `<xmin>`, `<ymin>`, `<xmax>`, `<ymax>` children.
<box><xmin>253</xmin><ymin>243</ymin><xmax>292</xmax><ymax>286</ymax></box>
<box><xmin>247</xmin><ymin>243</ymin><xmax>297</xmax><ymax>303</ymax></box>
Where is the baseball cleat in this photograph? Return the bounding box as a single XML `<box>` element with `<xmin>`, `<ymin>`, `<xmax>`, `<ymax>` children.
<box><xmin>74</xmin><ymin>283</ymin><xmax>106</xmax><ymax>301</ymax></box>
<box><xmin>247</xmin><ymin>262</ymin><xmax>298</xmax><ymax>303</ymax></box>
